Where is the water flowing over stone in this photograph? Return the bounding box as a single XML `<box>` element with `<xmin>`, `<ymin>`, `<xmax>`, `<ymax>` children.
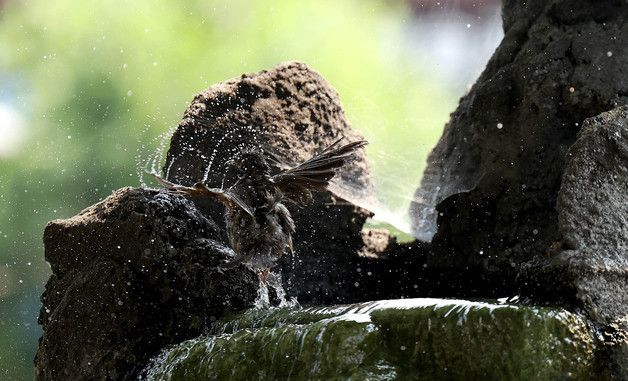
<box><xmin>141</xmin><ymin>298</ymin><xmax>595</xmax><ymax>381</ymax></box>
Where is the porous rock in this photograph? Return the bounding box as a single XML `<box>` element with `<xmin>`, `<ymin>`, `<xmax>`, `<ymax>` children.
<box><xmin>408</xmin><ymin>3</ymin><xmax>628</xmax><ymax>376</ymax></box>
<box><xmin>558</xmin><ymin>106</ymin><xmax>628</xmax><ymax>256</ymax></box>
<box><xmin>410</xmin><ymin>0</ymin><xmax>628</xmax><ymax>298</ymax></box>
<box><xmin>541</xmin><ymin>106</ymin><xmax>628</xmax><ymax>378</ymax></box>
<box><xmin>35</xmin><ymin>187</ymin><xmax>257</xmax><ymax>381</ymax></box>
<box><xmin>163</xmin><ymin>61</ymin><xmax>375</xmax><ymax>304</ymax></box>
<box><xmin>519</xmin><ymin>106</ymin><xmax>628</xmax><ymax>380</ymax></box>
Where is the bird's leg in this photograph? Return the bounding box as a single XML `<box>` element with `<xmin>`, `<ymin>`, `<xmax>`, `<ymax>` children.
<box><xmin>259</xmin><ymin>268</ymin><xmax>271</xmax><ymax>284</ymax></box>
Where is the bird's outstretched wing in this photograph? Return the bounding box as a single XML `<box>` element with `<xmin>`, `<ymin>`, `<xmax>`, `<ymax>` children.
<box><xmin>270</xmin><ymin>138</ymin><xmax>368</xmax><ymax>205</ymax></box>
<box><xmin>148</xmin><ymin>173</ymin><xmax>254</xmax><ymax>217</ymax></box>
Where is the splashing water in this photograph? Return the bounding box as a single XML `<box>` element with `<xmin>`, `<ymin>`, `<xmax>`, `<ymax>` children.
<box><xmin>138</xmin><ymin>124</ymin><xmax>266</xmax><ymax>191</ymax></box>
<box><xmin>135</xmin><ymin>125</ymin><xmax>177</xmax><ymax>187</ymax></box>
<box><xmin>254</xmin><ymin>272</ymin><xmax>299</xmax><ymax>309</ymax></box>
<box><xmin>324</xmin><ymin>146</ymin><xmax>428</xmax><ymax>237</ymax></box>
<box><xmin>201</xmin><ymin>128</ymin><xmax>238</xmax><ymax>183</ymax></box>
<box><xmin>254</xmin><ymin>280</ymin><xmax>270</xmax><ymax>308</ymax></box>
<box><xmin>329</xmin><ymin>180</ymin><xmax>412</xmax><ymax>236</ymax></box>
<box><xmin>137</xmin><ymin>125</ymin><xmax>422</xmax><ymax>238</ymax></box>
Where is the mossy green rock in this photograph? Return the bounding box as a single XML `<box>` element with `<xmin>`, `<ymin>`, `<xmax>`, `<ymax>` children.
<box><xmin>141</xmin><ymin>299</ymin><xmax>594</xmax><ymax>381</ymax></box>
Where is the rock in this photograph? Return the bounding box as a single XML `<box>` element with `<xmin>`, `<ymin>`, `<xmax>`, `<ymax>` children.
<box><xmin>527</xmin><ymin>106</ymin><xmax>628</xmax><ymax>379</ymax></box>
<box><xmin>409</xmin><ymin>0</ymin><xmax>628</xmax><ymax>296</ymax></box>
<box><xmin>512</xmin><ymin>106</ymin><xmax>628</xmax><ymax>325</ymax></box>
<box><xmin>276</xmin><ymin>229</ymin><xmax>431</xmax><ymax>305</ymax></box>
<box><xmin>407</xmin><ymin>3</ymin><xmax>628</xmax><ymax>375</ymax></box>
<box><xmin>35</xmin><ymin>188</ymin><xmax>257</xmax><ymax>381</ymax></box>
<box><xmin>163</xmin><ymin>61</ymin><xmax>375</xmax><ymax>304</ymax></box>
<box><xmin>558</xmin><ymin>106</ymin><xmax>628</xmax><ymax>255</ymax></box>
<box><xmin>140</xmin><ymin>298</ymin><xmax>595</xmax><ymax>381</ymax></box>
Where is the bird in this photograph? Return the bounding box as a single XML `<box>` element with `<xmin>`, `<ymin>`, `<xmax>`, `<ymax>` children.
<box><xmin>150</xmin><ymin>137</ymin><xmax>368</xmax><ymax>284</ymax></box>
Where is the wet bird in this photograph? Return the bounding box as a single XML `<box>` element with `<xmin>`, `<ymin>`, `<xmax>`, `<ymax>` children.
<box><xmin>150</xmin><ymin>137</ymin><xmax>367</xmax><ymax>283</ymax></box>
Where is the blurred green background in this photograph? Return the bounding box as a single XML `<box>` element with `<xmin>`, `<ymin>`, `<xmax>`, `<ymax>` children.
<box><xmin>0</xmin><ymin>0</ymin><xmax>467</xmax><ymax>378</ymax></box>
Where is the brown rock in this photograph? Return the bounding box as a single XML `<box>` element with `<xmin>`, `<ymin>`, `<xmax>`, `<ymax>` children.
<box><xmin>35</xmin><ymin>188</ymin><xmax>257</xmax><ymax>381</ymax></box>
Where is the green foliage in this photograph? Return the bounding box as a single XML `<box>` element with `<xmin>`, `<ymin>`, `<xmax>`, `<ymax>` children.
<box><xmin>0</xmin><ymin>0</ymin><xmax>454</xmax><ymax>378</ymax></box>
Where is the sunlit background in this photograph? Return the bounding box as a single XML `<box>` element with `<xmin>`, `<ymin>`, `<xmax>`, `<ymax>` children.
<box><xmin>0</xmin><ymin>0</ymin><xmax>502</xmax><ymax>378</ymax></box>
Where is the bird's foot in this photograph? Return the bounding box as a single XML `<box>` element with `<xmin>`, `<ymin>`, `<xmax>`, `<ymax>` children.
<box><xmin>258</xmin><ymin>268</ymin><xmax>271</xmax><ymax>284</ymax></box>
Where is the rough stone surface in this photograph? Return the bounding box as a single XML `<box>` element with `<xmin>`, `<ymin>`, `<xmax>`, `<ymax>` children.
<box><xmin>35</xmin><ymin>188</ymin><xmax>257</xmax><ymax>381</ymax></box>
<box><xmin>528</xmin><ymin>106</ymin><xmax>628</xmax><ymax>380</ymax></box>
<box><xmin>410</xmin><ymin>0</ymin><xmax>628</xmax><ymax>297</ymax></box>
<box><xmin>141</xmin><ymin>299</ymin><xmax>596</xmax><ymax>381</ymax></box>
<box><xmin>163</xmin><ymin>61</ymin><xmax>375</xmax><ymax>304</ymax></box>
<box><xmin>502</xmin><ymin>106</ymin><xmax>628</xmax><ymax>327</ymax></box>
<box><xmin>558</xmin><ymin>105</ymin><xmax>628</xmax><ymax>254</ymax></box>
<box><xmin>406</xmin><ymin>3</ymin><xmax>628</xmax><ymax>376</ymax></box>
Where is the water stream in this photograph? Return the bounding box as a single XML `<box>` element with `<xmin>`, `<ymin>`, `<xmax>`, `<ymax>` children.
<box><xmin>140</xmin><ymin>298</ymin><xmax>595</xmax><ymax>381</ymax></box>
